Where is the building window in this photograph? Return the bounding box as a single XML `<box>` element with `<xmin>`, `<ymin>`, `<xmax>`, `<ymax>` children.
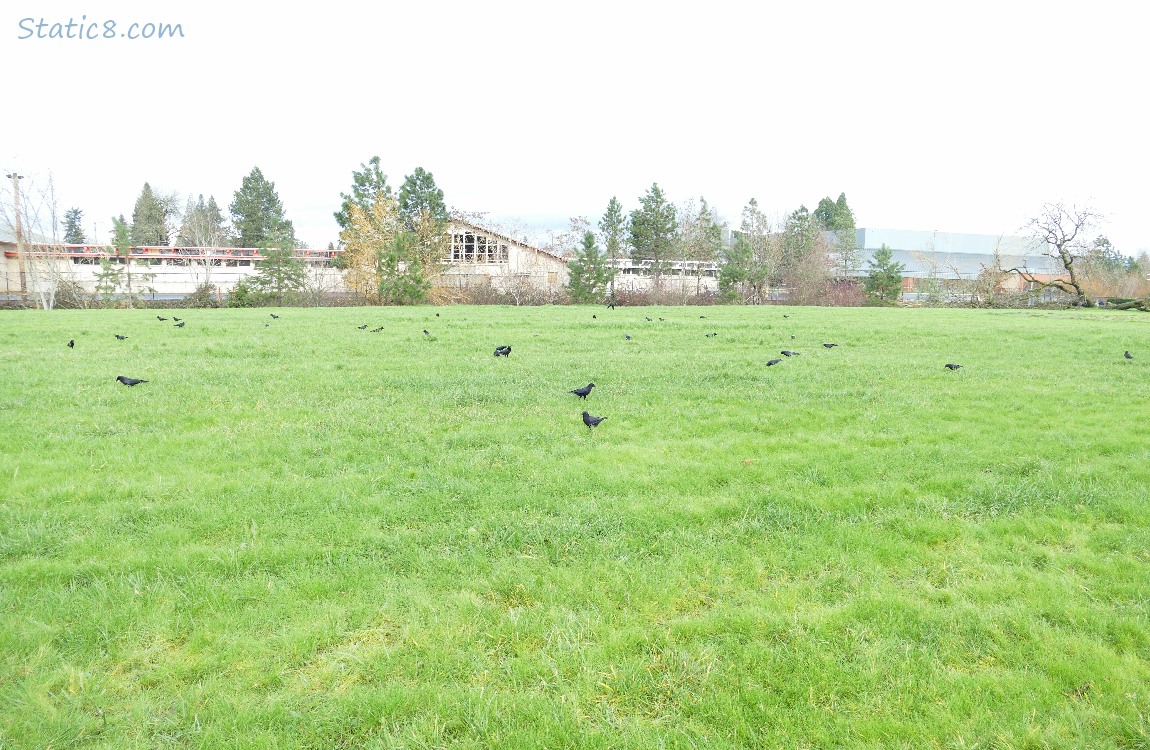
<box><xmin>450</xmin><ymin>231</ymin><xmax>508</xmax><ymax>264</ymax></box>
<box><xmin>547</xmin><ymin>271</ymin><xmax>557</xmax><ymax>285</ymax></box>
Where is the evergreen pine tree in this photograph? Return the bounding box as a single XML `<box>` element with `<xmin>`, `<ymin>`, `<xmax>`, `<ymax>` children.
<box><xmin>629</xmin><ymin>183</ymin><xmax>677</xmax><ymax>280</ymax></box>
<box><xmin>863</xmin><ymin>244</ymin><xmax>906</xmax><ymax>305</ymax></box>
<box><xmin>130</xmin><ymin>182</ymin><xmax>170</xmax><ymax>246</ymax></box>
<box><xmin>229</xmin><ymin>167</ymin><xmax>297</xmax><ymax>248</ymax></box>
<box><xmin>62</xmin><ymin>208</ymin><xmax>86</xmax><ymax>244</ymax></box>
<box><xmin>335</xmin><ymin>156</ymin><xmax>392</xmax><ymax>232</ymax></box>
<box><xmin>567</xmin><ymin>231</ymin><xmax>617</xmax><ymax>303</ymax></box>
<box><xmin>178</xmin><ymin>194</ymin><xmax>230</xmax><ymax>246</ymax></box>
<box><xmin>398</xmin><ymin>167</ymin><xmax>448</xmax><ymax>233</ymax></box>
<box><xmin>598</xmin><ymin>196</ymin><xmax>627</xmax><ymax>298</ymax></box>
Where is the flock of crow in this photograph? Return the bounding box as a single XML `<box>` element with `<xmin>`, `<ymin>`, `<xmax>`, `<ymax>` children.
<box><xmin>85</xmin><ymin>308</ymin><xmax>1137</xmax><ymax>432</ymax></box>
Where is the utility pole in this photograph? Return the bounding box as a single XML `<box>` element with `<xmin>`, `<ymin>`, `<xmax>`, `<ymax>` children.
<box><xmin>6</xmin><ymin>172</ymin><xmax>28</xmax><ymax>302</ymax></box>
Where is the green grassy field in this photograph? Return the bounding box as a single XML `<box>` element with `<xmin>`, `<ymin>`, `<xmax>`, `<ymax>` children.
<box><xmin>1</xmin><ymin>304</ymin><xmax>1149</xmax><ymax>749</ymax></box>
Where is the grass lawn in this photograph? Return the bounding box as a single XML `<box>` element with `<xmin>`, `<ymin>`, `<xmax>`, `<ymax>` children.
<box><xmin>1</xmin><ymin>304</ymin><xmax>1149</xmax><ymax>748</ymax></box>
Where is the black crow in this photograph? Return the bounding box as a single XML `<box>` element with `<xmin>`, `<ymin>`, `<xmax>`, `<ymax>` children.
<box><xmin>781</xmin><ymin>350</ymin><xmax>799</xmax><ymax>356</ymax></box>
<box><xmin>423</xmin><ymin>330</ymin><xmax>430</xmax><ymax>336</ymax></box>
<box><xmin>116</xmin><ymin>375</ymin><xmax>148</xmax><ymax>386</ymax></box>
<box><xmin>174</xmin><ymin>321</ymin><xmax>185</xmax><ymax>328</ymax></box>
<box><xmin>172</xmin><ymin>317</ymin><xmax>182</xmax><ymax>322</ymax></box>
<box><xmin>944</xmin><ymin>363</ymin><xmax>962</xmax><ymax>371</ymax></box>
<box><xmin>706</xmin><ymin>333</ymin><xmax>717</xmax><ymax>338</ymax></box>
<box><xmin>791</xmin><ymin>335</ymin><xmax>796</xmax><ymax>339</ymax></box>
<box><xmin>823</xmin><ymin>343</ymin><xmax>839</xmax><ymax>348</ymax></box>
<box><xmin>67</xmin><ymin>339</ymin><xmax>75</xmax><ymax>348</ymax></box>
<box><xmin>115</xmin><ymin>334</ymin><xmax>128</xmax><ymax>340</ymax></box>
<box><xmin>699</xmin><ymin>315</ymin><xmax>706</xmax><ymax>319</ymax></box>
<box><xmin>783</xmin><ymin>314</ymin><xmax>790</xmax><ymax>318</ymax></box>
<box><xmin>1125</xmin><ymin>351</ymin><xmax>1133</xmax><ymax>360</ymax></box>
<box><xmin>659</xmin><ymin>317</ymin><xmax>665</xmax><ymax>321</ymax></box>
<box><xmin>569</xmin><ymin>382</ymin><xmax>595</xmax><ymax>399</ymax></box>
<box><xmin>582</xmin><ymin>411</ymin><xmax>607</xmax><ymax>429</ymax></box>
<box><xmin>436</xmin><ymin>312</ymin><xmax>440</xmax><ymax>317</ymax></box>
<box><xmin>766</xmin><ymin>358</ymin><xmax>782</xmax><ymax>366</ymax></box>
<box><xmin>494</xmin><ymin>345</ymin><xmax>511</xmax><ymax>357</ymax></box>
<box><xmin>357</xmin><ymin>325</ymin><xmax>368</xmax><ymax>330</ymax></box>
<box><xmin>370</xmin><ymin>327</ymin><xmax>384</xmax><ymax>333</ymax></box>
<box><xmin>270</xmin><ymin>313</ymin><xmax>279</xmax><ymax>319</ymax></box>
<box><xmin>625</xmin><ymin>334</ymin><xmax>632</xmax><ymax>340</ymax></box>
<box><xmin>157</xmin><ymin>316</ymin><xmax>168</xmax><ymax>321</ymax></box>
<box><xmin>593</xmin><ymin>314</ymin><xmax>597</xmax><ymax>319</ymax></box>
<box><xmin>645</xmin><ymin>316</ymin><xmax>652</xmax><ymax>321</ymax></box>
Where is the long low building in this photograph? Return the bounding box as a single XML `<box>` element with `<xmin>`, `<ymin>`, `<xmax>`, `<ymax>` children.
<box><xmin>1</xmin><ymin>219</ymin><xmax>570</xmax><ymax>303</ymax></box>
<box><xmin>1</xmin><ymin>223</ymin><xmax>1069</xmax><ymax>305</ymax></box>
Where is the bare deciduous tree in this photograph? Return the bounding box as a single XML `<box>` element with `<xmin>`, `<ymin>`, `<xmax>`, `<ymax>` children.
<box><xmin>1006</xmin><ymin>202</ymin><xmax>1101</xmax><ymax>306</ymax></box>
<box><xmin>1</xmin><ymin>170</ymin><xmax>81</xmax><ymax>309</ymax></box>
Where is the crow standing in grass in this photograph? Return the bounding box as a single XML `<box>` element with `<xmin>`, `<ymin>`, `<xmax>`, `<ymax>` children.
<box><xmin>68</xmin><ymin>339</ymin><xmax>75</xmax><ymax>349</ymax></box>
<box><xmin>494</xmin><ymin>345</ymin><xmax>511</xmax><ymax>357</ymax></box>
<box><xmin>115</xmin><ymin>334</ymin><xmax>128</xmax><ymax>340</ymax></box>
<box><xmin>174</xmin><ymin>321</ymin><xmax>185</xmax><ymax>328</ymax></box>
<box><xmin>1125</xmin><ymin>351</ymin><xmax>1133</xmax><ymax>360</ymax></box>
<box><xmin>944</xmin><ymin>363</ymin><xmax>963</xmax><ymax>371</ymax></box>
<box><xmin>569</xmin><ymin>382</ymin><xmax>595</xmax><ymax>399</ymax></box>
<box><xmin>781</xmin><ymin>350</ymin><xmax>799</xmax><ymax>357</ymax></box>
<box><xmin>766</xmin><ymin>358</ymin><xmax>782</xmax><ymax>366</ymax></box>
<box><xmin>625</xmin><ymin>334</ymin><xmax>632</xmax><ymax>341</ymax></box>
<box><xmin>823</xmin><ymin>343</ymin><xmax>839</xmax><ymax>348</ymax></box>
<box><xmin>157</xmin><ymin>316</ymin><xmax>168</xmax><ymax>321</ymax></box>
<box><xmin>357</xmin><ymin>325</ymin><xmax>368</xmax><ymax>330</ymax></box>
<box><xmin>423</xmin><ymin>330</ymin><xmax>430</xmax><ymax>336</ymax></box>
<box><xmin>172</xmin><ymin>317</ymin><xmax>182</xmax><ymax>322</ymax></box>
<box><xmin>116</xmin><ymin>375</ymin><xmax>148</xmax><ymax>386</ymax></box>
<box><xmin>270</xmin><ymin>313</ymin><xmax>280</xmax><ymax>319</ymax></box>
<box><xmin>582</xmin><ymin>411</ymin><xmax>607</xmax><ymax>429</ymax></box>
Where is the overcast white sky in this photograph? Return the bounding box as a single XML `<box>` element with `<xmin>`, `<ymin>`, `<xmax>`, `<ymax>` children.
<box><xmin>4</xmin><ymin>0</ymin><xmax>1147</xmax><ymax>253</ymax></box>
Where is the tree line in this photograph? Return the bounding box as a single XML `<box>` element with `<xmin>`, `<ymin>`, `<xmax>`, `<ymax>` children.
<box><xmin>30</xmin><ymin>162</ymin><xmax>1150</xmax><ymax>309</ymax></box>
<box><xmin>564</xmin><ymin>185</ymin><xmax>891</xmax><ymax>305</ymax></box>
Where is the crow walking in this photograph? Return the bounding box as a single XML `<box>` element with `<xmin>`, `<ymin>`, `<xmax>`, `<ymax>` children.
<box><xmin>582</xmin><ymin>411</ymin><xmax>607</xmax><ymax>429</ymax></box>
<box><xmin>157</xmin><ymin>316</ymin><xmax>168</xmax><ymax>321</ymax></box>
<box><xmin>357</xmin><ymin>325</ymin><xmax>368</xmax><ymax>330</ymax></box>
<box><xmin>116</xmin><ymin>375</ymin><xmax>148</xmax><ymax>386</ymax></box>
<box><xmin>68</xmin><ymin>339</ymin><xmax>75</xmax><ymax>349</ymax></box>
<box><xmin>1125</xmin><ymin>351</ymin><xmax>1134</xmax><ymax>360</ymax></box>
<box><xmin>115</xmin><ymin>334</ymin><xmax>128</xmax><ymax>340</ymax></box>
<box><xmin>174</xmin><ymin>321</ymin><xmax>185</xmax><ymax>328</ymax></box>
<box><xmin>781</xmin><ymin>350</ymin><xmax>799</xmax><ymax>357</ymax></box>
<box><xmin>944</xmin><ymin>363</ymin><xmax>962</xmax><ymax>371</ymax></box>
<box><xmin>823</xmin><ymin>343</ymin><xmax>839</xmax><ymax>348</ymax></box>
<box><xmin>766</xmin><ymin>358</ymin><xmax>782</xmax><ymax>366</ymax></box>
<box><xmin>270</xmin><ymin>313</ymin><xmax>280</xmax><ymax>319</ymax></box>
<box><xmin>569</xmin><ymin>382</ymin><xmax>595</xmax><ymax>399</ymax></box>
<box><xmin>494</xmin><ymin>345</ymin><xmax>511</xmax><ymax>357</ymax></box>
